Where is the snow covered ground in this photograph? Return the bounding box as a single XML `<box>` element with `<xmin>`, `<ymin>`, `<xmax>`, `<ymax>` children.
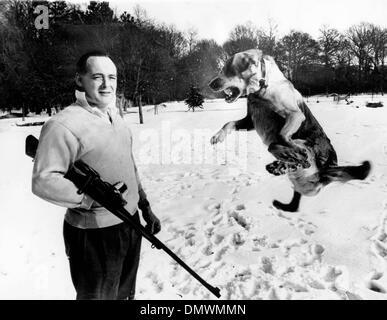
<box><xmin>1</xmin><ymin>94</ymin><xmax>387</xmax><ymax>300</ymax></box>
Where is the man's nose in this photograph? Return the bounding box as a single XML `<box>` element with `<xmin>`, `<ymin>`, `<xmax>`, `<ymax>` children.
<box><xmin>100</xmin><ymin>77</ymin><xmax>107</xmax><ymax>88</ymax></box>
<box><xmin>208</xmin><ymin>78</ymin><xmax>223</xmax><ymax>91</ymax></box>
<box><xmin>101</xmin><ymin>76</ymin><xmax>115</xmax><ymax>89</ymax></box>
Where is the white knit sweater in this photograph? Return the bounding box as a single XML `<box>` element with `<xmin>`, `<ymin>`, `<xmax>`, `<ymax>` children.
<box><xmin>32</xmin><ymin>92</ymin><xmax>142</xmax><ymax>229</ymax></box>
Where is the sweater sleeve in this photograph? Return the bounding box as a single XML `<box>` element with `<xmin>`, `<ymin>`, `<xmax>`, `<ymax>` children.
<box><xmin>133</xmin><ymin>157</ymin><xmax>147</xmax><ymax>200</ymax></box>
<box><xmin>128</xmin><ymin>127</ymin><xmax>146</xmax><ymax>200</ymax></box>
<box><xmin>32</xmin><ymin>120</ymin><xmax>93</xmax><ymax>209</ymax></box>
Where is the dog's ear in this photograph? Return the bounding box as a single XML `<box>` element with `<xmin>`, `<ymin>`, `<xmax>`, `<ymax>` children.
<box><xmin>245</xmin><ymin>49</ymin><xmax>263</xmax><ymax>66</ymax></box>
<box><xmin>235</xmin><ymin>54</ymin><xmax>254</xmax><ymax>73</ymax></box>
<box><xmin>236</xmin><ymin>50</ymin><xmax>263</xmax><ymax>73</ymax></box>
<box><xmin>223</xmin><ymin>56</ymin><xmax>237</xmax><ymax>77</ymax></box>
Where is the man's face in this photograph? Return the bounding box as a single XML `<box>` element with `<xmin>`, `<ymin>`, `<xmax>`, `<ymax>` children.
<box><xmin>76</xmin><ymin>56</ymin><xmax>117</xmax><ymax>109</ymax></box>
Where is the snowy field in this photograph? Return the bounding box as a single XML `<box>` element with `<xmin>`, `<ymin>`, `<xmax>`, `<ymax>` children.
<box><xmin>1</xmin><ymin>95</ymin><xmax>387</xmax><ymax>300</ymax></box>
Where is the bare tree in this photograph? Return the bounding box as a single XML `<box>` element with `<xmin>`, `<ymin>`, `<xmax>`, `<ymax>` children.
<box><xmin>133</xmin><ymin>4</ymin><xmax>153</xmax><ymax>27</ymax></box>
<box><xmin>346</xmin><ymin>22</ymin><xmax>374</xmax><ymax>83</ymax></box>
<box><xmin>318</xmin><ymin>26</ymin><xmax>342</xmax><ymax>68</ymax></box>
<box><xmin>158</xmin><ymin>24</ymin><xmax>187</xmax><ymax>59</ymax></box>
<box><xmin>368</xmin><ymin>24</ymin><xmax>387</xmax><ymax>67</ymax></box>
<box><xmin>229</xmin><ymin>21</ymin><xmax>260</xmax><ymax>41</ymax></box>
<box><xmin>223</xmin><ymin>21</ymin><xmax>261</xmax><ymax>55</ymax></box>
<box><xmin>258</xmin><ymin>18</ymin><xmax>278</xmax><ymax>56</ymax></box>
<box><xmin>367</xmin><ymin>24</ymin><xmax>387</xmax><ymax>93</ymax></box>
<box><xmin>185</xmin><ymin>26</ymin><xmax>198</xmax><ymax>54</ymax></box>
<box><xmin>277</xmin><ymin>30</ymin><xmax>320</xmax><ymax>81</ymax></box>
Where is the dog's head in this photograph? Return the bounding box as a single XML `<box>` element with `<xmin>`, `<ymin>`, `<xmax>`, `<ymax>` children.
<box><xmin>208</xmin><ymin>49</ymin><xmax>264</xmax><ymax>103</ymax></box>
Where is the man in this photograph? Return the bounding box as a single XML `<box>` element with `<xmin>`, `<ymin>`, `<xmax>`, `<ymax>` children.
<box><xmin>32</xmin><ymin>51</ymin><xmax>161</xmax><ymax>300</ymax></box>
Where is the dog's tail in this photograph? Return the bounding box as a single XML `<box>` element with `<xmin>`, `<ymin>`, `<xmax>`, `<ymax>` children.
<box><xmin>319</xmin><ymin>161</ymin><xmax>371</xmax><ymax>185</ymax></box>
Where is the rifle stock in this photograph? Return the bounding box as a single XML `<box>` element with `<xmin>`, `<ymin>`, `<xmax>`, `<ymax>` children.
<box><xmin>26</xmin><ymin>135</ymin><xmax>221</xmax><ymax>298</ymax></box>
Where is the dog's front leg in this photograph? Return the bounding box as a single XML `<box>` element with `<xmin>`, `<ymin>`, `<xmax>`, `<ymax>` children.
<box><xmin>210</xmin><ymin>116</ymin><xmax>253</xmax><ymax>145</ymax></box>
<box><xmin>210</xmin><ymin>121</ymin><xmax>236</xmax><ymax>144</ymax></box>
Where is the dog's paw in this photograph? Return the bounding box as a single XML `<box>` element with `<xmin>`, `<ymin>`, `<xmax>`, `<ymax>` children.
<box><xmin>303</xmin><ymin>160</ymin><xmax>311</xmax><ymax>169</ymax></box>
<box><xmin>267</xmin><ymin>159</ymin><xmax>311</xmax><ymax>176</ymax></box>
<box><xmin>287</xmin><ymin>161</ymin><xmax>310</xmax><ymax>172</ymax></box>
<box><xmin>266</xmin><ymin>161</ymin><xmax>288</xmax><ymax>176</ymax></box>
<box><xmin>210</xmin><ymin>131</ymin><xmax>225</xmax><ymax>145</ymax></box>
<box><xmin>299</xmin><ymin>158</ymin><xmax>311</xmax><ymax>169</ymax></box>
<box><xmin>285</xmin><ymin>149</ymin><xmax>311</xmax><ymax>169</ymax></box>
<box><xmin>290</xmin><ymin>145</ymin><xmax>308</xmax><ymax>159</ymax></box>
<box><xmin>354</xmin><ymin>161</ymin><xmax>371</xmax><ymax>180</ymax></box>
<box><xmin>287</xmin><ymin>163</ymin><xmax>301</xmax><ymax>172</ymax></box>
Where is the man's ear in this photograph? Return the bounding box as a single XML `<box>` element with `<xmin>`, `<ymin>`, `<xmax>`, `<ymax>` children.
<box><xmin>75</xmin><ymin>73</ymin><xmax>84</xmax><ymax>92</ymax></box>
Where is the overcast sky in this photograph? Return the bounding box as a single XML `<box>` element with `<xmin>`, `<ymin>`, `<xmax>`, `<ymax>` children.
<box><xmin>86</xmin><ymin>0</ymin><xmax>387</xmax><ymax>44</ymax></box>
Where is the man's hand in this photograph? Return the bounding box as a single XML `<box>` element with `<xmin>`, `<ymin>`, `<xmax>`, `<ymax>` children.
<box><xmin>141</xmin><ymin>205</ymin><xmax>161</xmax><ymax>235</ymax></box>
<box><xmin>138</xmin><ymin>200</ymin><xmax>161</xmax><ymax>234</ymax></box>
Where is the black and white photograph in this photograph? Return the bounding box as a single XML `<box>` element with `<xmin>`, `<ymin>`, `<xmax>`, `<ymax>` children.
<box><xmin>0</xmin><ymin>0</ymin><xmax>387</xmax><ymax>302</ymax></box>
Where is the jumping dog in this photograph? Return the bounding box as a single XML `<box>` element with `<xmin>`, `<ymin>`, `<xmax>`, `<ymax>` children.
<box><xmin>208</xmin><ymin>49</ymin><xmax>371</xmax><ymax>212</ymax></box>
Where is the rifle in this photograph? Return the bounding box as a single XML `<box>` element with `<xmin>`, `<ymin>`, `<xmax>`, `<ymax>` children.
<box><xmin>26</xmin><ymin>135</ymin><xmax>221</xmax><ymax>298</ymax></box>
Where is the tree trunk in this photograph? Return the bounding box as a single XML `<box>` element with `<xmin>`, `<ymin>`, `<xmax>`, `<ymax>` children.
<box><xmin>134</xmin><ymin>59</ymin><xmax>143</xmax><ymax>124</ymax></box>
<box><xmin>138</xmin><ymin>94</ymin><xmax>143</xmax><ymax>124</ymax></box>
<box><xmin>287</xmin><ymin>54</ymin><xmax>292</xmax><ymax>80</ymax></box>
<box><xmin>382</xmin><ymin>49</ymin><xmax>385</xmax><ymax>95</ymax></box>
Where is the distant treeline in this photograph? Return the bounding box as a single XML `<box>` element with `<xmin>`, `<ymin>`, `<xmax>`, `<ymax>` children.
<box><xmin>0</xmin><ymin>1</ymin><xmax>386</xmax><ymax>114</ymax></box>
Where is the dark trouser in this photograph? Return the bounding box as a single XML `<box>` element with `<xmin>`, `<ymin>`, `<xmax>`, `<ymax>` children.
<box><xmin>63</xmin><ymin>212</ymin><xmax>142</xmax><ymax>300</ymax></box>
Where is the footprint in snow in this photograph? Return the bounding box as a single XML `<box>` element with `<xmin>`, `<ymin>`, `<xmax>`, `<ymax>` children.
<box><xmin>299</xmin><ymin>223</ymin><xmax>317</xmax><ymax>236</ymax></box>
<box><xmin>261</xmin><ymin>256</ymin><xmax>275</xmax><ymax>275</ymax></box>
<box><xmin>202</xmin><ymin>244</ymin><xmax>214</xmax><ymax>256</ymax></box>
<box><xmin>368</xmin><ymin>210</ymin><xmax>387</xmax><ymax>294</ymax></box>
<box><xmin>253</xmin><ymin>236</ymin><xmax>267</xmax><ymax>248</ymax></box>
<box><xmin>277</xmin><ymin>211</ymin><xmax>292</xmax><ymax>220</ymax></box>
<box><xmin>184</xmin><ymin>230</ymin><xmax>195</xmax><ymax>240</ymax></box>
<box><xmin>228</xmin><ymin>210</ymin><xmax>251</xmax><ymax>230</ymax></box>
<box><xmin>204</xmin><ymin>226</ymin><xmax>214</xmax><ymax>238</ymax></box>
<box><xmin>231</xmin><ymin>233</ymin><xmax>246</xmax><ymax>246</ymax></box>
<box><xmin>285</xmin><ymin>216</ymin><xmax>317</xmax><ymax>236</ymax></box>
<box><xmin>185</xmin><ymin>237</ymin><xmax>195</xmax><ymax>246</ymax></box>
<box><xmin>231</xmin><ymin>187</ymin><xmax>239</xmax><ymax>195</ymax></box>
<box><xmin>211</xmin><ymin>215</ymin><xmax>223</xmax><ymax>226</ymax></box>
<box><xmin>367</xmin><ymin>272</ymin><xmax>387</xmax><ymax>294</ymax></box>
<box><xmin>146</xmin><ymin>272</ymin><xmax>164</xmax><ymax>293</ymax></box>
<box><xmin>206</xmin><ymin>203</ymin><xmax>221</xmax><ymax>213</ymax></box>
<box><xmin>215</xmin><ymin>246</ymin><xmax>230</xmax><ymax>261</ymax></box>
<box><xmin>213</xmin><ymin>234</ymin><xmax>224</xmax><ymax>245</ymax></box>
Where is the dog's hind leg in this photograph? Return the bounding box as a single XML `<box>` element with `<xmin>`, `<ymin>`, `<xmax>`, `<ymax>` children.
<box><xmin>319</xmin><ymin>161</ymin><xmax>371</xmax><ymax>185</ymax></box>
<box><xmin>273</xmin><ymin>191</ymin><xmax>301</xmax><ymax>212</ymax></box>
